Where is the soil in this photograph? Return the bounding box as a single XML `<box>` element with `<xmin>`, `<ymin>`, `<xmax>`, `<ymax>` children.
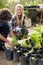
<box><xmin>0</xmin><ymin>51</ymin><xmax>20</xmax><ymax>65</ymax></box>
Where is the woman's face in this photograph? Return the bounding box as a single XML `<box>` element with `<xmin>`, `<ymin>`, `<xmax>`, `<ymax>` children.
<box><xmin>16</xmin><ymin>6</ymin><xmax>23</xmax><ymax>16</ymax></box>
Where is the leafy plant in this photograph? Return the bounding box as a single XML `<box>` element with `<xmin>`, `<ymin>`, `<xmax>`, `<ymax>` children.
<box><xmin>40</xmin><ymin>33</ymin><xmax>43</xmax><ymax>47</ymax></box>
<box><xmin>21</xmin><ymin>40</ymin><xmax>27</xmax><ymax>47</ymax></box>
<box><xmin>0</xmin><ymin>0</ymin><xmax>8</xmax><ymax>9</ymax></box>
<box><xmin>13</xmin><ymin>36</ymin><xmax>18</xmax><ymax>46</ymax></box>
<box><xmin>30</xmin><ymin>32</ymin><xmax>41</xmax><ymax>48</ymax></box>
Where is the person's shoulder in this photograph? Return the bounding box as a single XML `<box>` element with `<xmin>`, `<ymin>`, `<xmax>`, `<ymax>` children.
<box><xmin>12</xmin><ymin>14</ymin><xmax>16</xmax><ymax>20</ymax></box>
<box><xmin>7</xmin><ymin>21</ymin><xmax>11</xmax><ymax>25</ymax></box>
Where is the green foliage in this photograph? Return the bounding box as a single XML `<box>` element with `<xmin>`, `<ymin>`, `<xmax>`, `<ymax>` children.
<box><xmin>21</xmin><ymin>40</ymin><xmax>27</xmax><ymax>47</ymax></box>
<box><xmin>13</xmin><ymin>36</ymin><xmax>18</xmax><ymax>46</ymax></box>
<box><xmin>0</xmin><ymin>0</ymin><xmax>8</xmax><ymax>9</ymax></box>
<box><xmin>30</xmin><ymin>25</ymin><xmax>42</xmax><ymax>48</ymax></box>
<box><xmin>33</xmin><ymin>24</ymin><xmax>42</xmax><ymax>33</ymax></box>
<box><xmin>31</xmin><ymin>33</ymin><xmax>41</xmax><ymax>48</ymax></box>
<box><xmin>20</xmin><ymin>39</ymin><xmax>31</xmax><ymax>48</ymax></box>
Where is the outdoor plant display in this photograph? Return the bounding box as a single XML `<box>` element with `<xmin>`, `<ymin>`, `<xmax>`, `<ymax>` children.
<box><xmin>13</xmin><ymin>36</ymin><xmax>21</xmax><ymax>62</ymax></box>
<box><xmin>5</xmin><ymin>24</ymin><xmax>43</xmax><ymax>63</ymax></box>
<box><xmin>30</xmin><ymin>25</ymin><xmax>42</xmax><ymax>48</ymax></box>
<box><xmin>5</xmin><ymin>37</ymin><xmax>14</xmax><ymax>61</ymax></box>
<box><xmin>28</xmin><ymin>25</ymin><xmax>43</xmax><ymax>65</ymax></box>
<box><xmin>30</xmin><ymin>33</ymin><xmax>41</xmax><ymax>48</ymax></box>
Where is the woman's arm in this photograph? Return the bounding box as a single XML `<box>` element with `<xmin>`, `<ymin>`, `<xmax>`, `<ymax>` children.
<box><xmin>9</xmin><ymin>30</ymin><xmax>14</xmax><ymax>37</ymax></box>
<box><xmin>0</xmin><ymin>34</ymin><xmax>14</xmax><ymax>47</ymax></box>
<box><xmin>0</xmin><ymin>34</ymin><xmax>9</xmax><ymax>43</ymax></box>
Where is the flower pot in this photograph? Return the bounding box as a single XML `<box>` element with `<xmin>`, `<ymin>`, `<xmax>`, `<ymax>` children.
<box><xmin>20</xmin><ymin>55</ymin><xmax>29</xmax><ymax>65</ymax></box>
<box><xmin>13</xmin><ymin>51</ymin><xmax>21</xmax><ymax>62</ymax></box>
<box><xmin>39</xmin><ymin>59</ymin><xmax>43</xmax><ymax>65</ymax></box>
<box><xmin>29</xmin><ymin>53</ymin><xmax>42</xmax><ymax>65</ymax></box>
<box><xmin>20</xmin><ymin>47</ymin><xmax>29</xmax><ymax>53</ymax></box>
<box><xmin>5</xmin><ymin>49</ymin><xmax>13</xmax><ymax>60</ymax></box>
<box><xmin>0</xmin><ymin>42</ymin><xmax>5</xmax><ymax>51</ymax></box>
<box><xmin>32</xmin><ymin>48</ymin><xmax>40</xmax><ymax>54</ymax></box>
<box><xmin>40</xmin><ymin>48</ymin><xmax>43</xmax><ymax>55</ymax></box>
<box><xmin>29</xmin><ymin>59</ymin><xmax>39</xmax><ymax>65</ymax></box>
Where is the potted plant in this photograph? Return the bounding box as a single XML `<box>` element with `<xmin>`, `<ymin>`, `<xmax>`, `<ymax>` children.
<box><xmin>20</xmin><ymin>54</ymin><xmax>29</xmax><ymax>65</ymax></box>
<box><xmin>5</xmin><ymin>48</ymin><xmax>13</xmax><ymax>60</ymax></box>
<box><xmin>13</xmin><ymin>36</ymin><xmax>22</xmax><ymax>62</ymax></box>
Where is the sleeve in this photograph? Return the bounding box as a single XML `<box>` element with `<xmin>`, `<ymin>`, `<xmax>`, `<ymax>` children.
<box><xmin>11</xmin><ymin>15</ymin><xmax>17</xmax><ymax>29</ymax></box>
<box><xmin>8</xmin><ymin>22</ymin><xmax>12</xmax><ymax>31</ymax></box>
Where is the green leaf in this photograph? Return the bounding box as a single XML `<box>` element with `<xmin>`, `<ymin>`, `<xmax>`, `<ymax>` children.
<box><xmin>13</xmin><ymin>36</ymin><xmax>18</xmax><ymax>45</ymax></box>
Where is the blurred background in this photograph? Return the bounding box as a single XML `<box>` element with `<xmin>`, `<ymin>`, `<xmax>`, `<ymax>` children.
<box><xmin>0</xmin><ymin>0</ymin><xmax>43</xmax><ymax>25</ymax></box>
<box><xmin>0</xmin><ymin>0</ymin><xmax>43</xmax><ymax>13</ymax></box>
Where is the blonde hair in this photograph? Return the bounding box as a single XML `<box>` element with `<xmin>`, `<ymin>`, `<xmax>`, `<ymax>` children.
<box><xmin>15</xmin><ymin>4</ymin><xmax>25</xmax><ymax>27</ymax></box>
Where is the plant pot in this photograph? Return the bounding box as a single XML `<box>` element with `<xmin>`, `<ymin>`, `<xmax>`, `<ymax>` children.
<box><xmin>14</xmin><ymin>44</ymin><xmax>21</xmax><ymax>51</ymax></box>
<box><xmin>29</xmin><ymin>59</ymin><xmax>39</xmax><ymax>65</ymax></box>
<box><xmin>0</xmin><ymin>42</ymin><xmax>5</xmax><ymax>51</ymax></box>
<box><xmin>13</xmin><ymin>50</ymin><xmax>21</xmax><ymax>62</ymax></box>
<box><xmin>40</xmin><ymin>48</ymin><xmax>43</xmax><ymax>55</ymax></box>
<box><xmin>27</xmin><ymin>47</ymin><xmax>32</xmax><ymax>50</ymax></box>
<box><xmin>16</xmin><ymin>44</ymin><xmax>21</xmax><ymax>48</ymax></box>
<box><xmin>5</xmin><ymin>49</ymin><xmax>13</xmax><ymax>60</ymax></box>
<box><xmin>20</xmin><ymin>55</ymin><xmax>29</xmax><ymax>65</ymax></box>
<box><xmin>20</xmin><ymin>47</ymin><xmax>29</xmax><ymax>53</ymax></box>
<box><xmin>39</xmin><ymin>59</ymin><xmax>43</xmax><ymax>65</ymax></box>
<box><xmin>32</xmin><ymin>48</ymin><xmax>40</xmax><ymax>54</ymax></box>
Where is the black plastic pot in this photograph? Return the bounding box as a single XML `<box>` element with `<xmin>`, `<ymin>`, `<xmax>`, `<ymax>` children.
<box><xmin>32</xmin><ymin>48</ymin><xmax>40</xmax><ymax>54</ymax></box>
<box><xmin>13</xmin><ymin>50</ymin><xmax>21</xmax><ymax>62</ymax></box>
<box><xmin>0</xmin><ymin>42</ymin><xmax>5</xmax><ymax>51</ymax></box>
<box><xmin>13</xmin><ymin>46</ymin><xmax>27</xmax><ymax>62</ymax></box>
<box><xmin>29</xmin><ymin>59</ymin><xmax>39</xmax><ymax>65</ymax></box>
<box><xmin>20</xmin><ymin>48</ymin><xmax>28</xmax><ymax>53</ymax></box>
<box><xmin>14</xmin><ymin>45</ymin><xmax>22</xmax><ymax>51</ymax></box>
<box><xmin>39</xmin><ymin>60</ymin><xmax>43</xmax><ymax>65</ymax></box>
<box><xmin>40</xmin><ymin>48</ymin><xmax>43</xmax><ymax>55</ymax></box>
<box><xmin>20</xmin><ymin>55</ymin><xmax>29</xmax><ymax>65</ymax></box>
<box><xmin>20</xmin><ymin>47</ymin><xmax>30</xmax><ymax>54</ymax></box>
<box><xmin>29</xmin><ymin>53</ymin><xmax>43</xmax><ymax>65</ymax></box>
<box><xmin>5</xmin><ymin>49</ymin><xmax>13</xmax><ymax>60</ymax></box>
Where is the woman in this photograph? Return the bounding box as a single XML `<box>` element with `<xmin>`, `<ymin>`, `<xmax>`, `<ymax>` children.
<box><xmin>11</xmin><ymin>4</ymin><xmax>28</xmax><ymax>39</ymax></box>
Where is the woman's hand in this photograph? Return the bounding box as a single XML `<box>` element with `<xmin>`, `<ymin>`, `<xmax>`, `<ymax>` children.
<box><xmin>5</xmin><ymin>40</ymin><xmax>14</xmax><ymax>49</ymax></box>
<box><xmin>6</xmin><ymin>40</ymin><xmax>14</xmax><ymax>47</ymax></box>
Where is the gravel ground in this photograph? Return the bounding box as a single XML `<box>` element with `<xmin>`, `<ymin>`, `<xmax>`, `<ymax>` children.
<box><xmin>0</xmin><ymin>51</ymin><xmax>20</xmax><ymax>65</ymax></box>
